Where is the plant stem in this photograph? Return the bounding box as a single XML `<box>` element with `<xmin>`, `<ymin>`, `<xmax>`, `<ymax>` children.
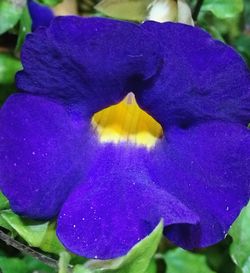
<box><xmin>192</xmin><ymin>0</ymin><xmax>204</xmax><ymax>21</ymax></box>
<box><xmin>0</xmin><ymin>230</ymin><xmax>73</xmax><ymax>272</ymax></box>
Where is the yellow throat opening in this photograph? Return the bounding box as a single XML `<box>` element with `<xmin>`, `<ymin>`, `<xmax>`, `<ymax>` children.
<box><xmin>91</xmin><ymin>93</ymin><xmax>163</xmax><ymax>149</ymax></box>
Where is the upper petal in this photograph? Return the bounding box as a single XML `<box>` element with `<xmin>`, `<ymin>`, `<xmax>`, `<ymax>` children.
<box><xmin>137</xmin><ymin>21</ymin><xmax>250</xmax><ymax>128</ymax></box>
<box><xmin>28</xmin><ymin>0</ymin><xmax>54</xmax><ymax>31</ymax></box>
<box><xmin>57</xmin><ymin>144</ymin><xmax>199</xmax><ymax>259</ymax></box>
<box><xmin>16</xmin><ymin>16</ymin><xmax>162</xmax><ymax>115</ymax></box>
<box><xmin>0</xmin><ymin>94</ymin><xmax>93</xmax><ymax>219</ymax></box>
<box><xmin>148</xmin><ymin>121</ymin><xmax>250</xmax><ymax>249</ymax></box>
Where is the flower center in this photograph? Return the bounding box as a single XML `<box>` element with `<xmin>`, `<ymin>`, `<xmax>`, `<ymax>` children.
<box><xmin>91</xmin><ymin>93</ymin><xmax>163</xmax><ymax>149</ymax></box>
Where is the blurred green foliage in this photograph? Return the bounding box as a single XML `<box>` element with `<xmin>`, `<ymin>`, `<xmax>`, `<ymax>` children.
<box><xmin>0</xmin><ymin>253</ymin><xmax>55</xmax><ymax>273</ymax></box>
<box><xmin>165</xmin><ymin>248</ymin><xmax>215</xmax><ymax>273</ymax></box>
<box><xmin>0</xmin><ymin>54</ymin><xmax>22</xmax><ymax>84</ymax></box>
<box><xmin>16</xmin><ymin>6</ymin><xmax>32</xmax><ymax>52</ymax></box>
<box><xmin>0</xmin><ymin>53</ymin><xmax>21</xmax><ymax>104</ymax></box>
<box><xmin>230</xmin><ymin>203</ymin><xmax>250</xmax><ymax>273</ymax></box>
<box><xmin>37</xmin><ymin>0</ymin><xmax>63</xmax><ymax>6</ymax></box>
<box><xmin>0</xmin><ymin>0</ymin><xmax>25</xmax><ymax>35</ymax></box>
<box><xmin>202</xmin><ymin>0</ymin><xmax>243</xmax><ymax>18</ymax></box>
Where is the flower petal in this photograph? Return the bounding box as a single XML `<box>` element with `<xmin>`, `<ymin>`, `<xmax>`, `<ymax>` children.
<box><xmin>0</xmin><ymin>94</ymin><xmax>92</xmax><ymax>219</ymax></box>
<box><xmin>57</xmin><ymin>144</ymin><xmax>199</xmax><ymax>259</ymax></box>
<box><xmin>16</xmin><ymin>16</ymin><xmax>162</xmax><ymax>115</ymax></box>
<box><xmin>137</xmin><ymin>21</ymin><xmax>250</xmax><ymax>127</ymax></box>
<box><xmin>28</xmin><ymin>0</ymin><xmax>54</xmax><ymax>31</ymax></box>
<box><xmin>149</xmin><ymin>121</ymin><xmax>250</xmax><ymax>249</ymax></box>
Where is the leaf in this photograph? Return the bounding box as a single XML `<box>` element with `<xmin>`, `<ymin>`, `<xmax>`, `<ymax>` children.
<box><xmin>0</xmin><ymin>215</ymin><xmax>13</xmax><ymax>231</ymax></box>
<box><xmin>198</xmin><ymin>10</ymin><xmax>242</xmax><ymax>43</ymax></box>
<box><xmin>95</xmin><ymin>0</ymin><xmax>152</xmax><ymax>21</ymax></box>
<box><xmin>22</xmin><ymin>255</ymin><xmax>56</xmax><ymax>273</ymax></box>
<box><xmin>234</xmin><ymin>34</ymin><xmax>250</xmax><ymax>67</ymax></box>
<box><xmin>83</xmin><ymin>220</ymin><xmax>163</xmax><ymax>273</ymax></box>
<box><xmin>145</xmin><ymin>260</ymin><xmax>157</xmax><ymax>273</ymax></box>
<box><xmin>0</xmin><ymin>56</ymin><xmax>18</xmax><ymax>104</ymax></box>
<box><xmin>245</xmin><ymin>0</ymin><xmax>250</xmax><ymax>24</ymax></box>
<box><xmin>202</xmin><ymin>0</ymin><xmax>244</xmax><ymax>19</ymax></box>
<box><xmin>0</xmin><ymin>85</ymin><xmax>16</xmax><ymax>106</ymax></box>
<box><xmin>0</xmin><ymin>256</ymin><xmax>31</xmax><ymax>273</ymax></box>
<box><xmin>0</xmin><ymin>54</ymin><xmax>22</xmax><ymax>85</ymax></box>
<box><xmin>165</xmin><ymin>248</ymin><xmax>215</xmax><ymax>273</ymax></box>
<box><xmin>230</xmin><ymin>202</ymin><xmax>250</xmax><ymax>273</ymax></box>
<box><xmin>0</xmin><ymin>0</ymin><xmax>25</xmax><ymax>34</ymax></box>
<box><xmin>15</xmin><ymin>6</ymin><xmax>32</xmax><ymax>52</ymax></box>
<box><xmin>0</xmin><ymin>254</ymin><xmax>55</xmax><ymax>273</ymax></box>
<box><xmin>0</xmin><ymin>192</ymin><xmax>9</xmax><ymax>210</ymax></box>
<box><xmin>201</xmin><ymin>25</ymin><xmax>225</xmax><ymax>41</ymax></box>
<box><xmin>37</xmin><ymin>0</ymin><xmax>63</xmax><ymax>7</ymax></box>
<box><xmin>0</xmin><ymin>210</ymin><xmax>49</xmax><ymax>247</ymax></box>
<box><xmin>0</xmin><ymin>209</ymin><xmax>66</xmax><ymax>256</ymax></box>
<box><xmin>201</xmin><ymin>237</ymin><xmax>236</xmax><ymax>273</ymax></box>
<box><xmin>39</xmin><ymin>221</ymin><xmax>65</xmax><ymax>255</ymax></box>
<box><xmin>73</xmin><ymin>265</ymin><xmax>92</xmax><ymax>273</ymax></box>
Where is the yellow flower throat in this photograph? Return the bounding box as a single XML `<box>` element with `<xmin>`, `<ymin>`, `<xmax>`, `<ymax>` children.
<box><xmin>92</xmin><ymin>93</ymin><xmax>163</xmax><ymax>149</ymax></box>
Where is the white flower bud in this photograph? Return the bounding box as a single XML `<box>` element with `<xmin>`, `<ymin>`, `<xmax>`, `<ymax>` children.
<box><xmin>147</xmin><ymin>0</ymin><xmax>194</xmax><ymax>26</ymax></box>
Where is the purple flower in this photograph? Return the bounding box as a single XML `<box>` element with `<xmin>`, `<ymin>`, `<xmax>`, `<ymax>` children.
<box><xmin>0</xmin><ymin>16</ymin><xmax>250</xmax><ymax>259</ymax></box>
<box><xmin>28</xmin><ymin>0</ymin><xmax>54</xmax><ymax>31</ymax></box>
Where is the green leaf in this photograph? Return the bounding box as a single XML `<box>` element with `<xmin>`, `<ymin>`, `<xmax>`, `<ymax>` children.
<box><xmin>0</xmin><ymin>210</ymin><xmax>49</xmax><ymax>247</ymax></box>
<box><xmin>245</xmin><ymin>0</ymin><xmax>250</xmax><ymax>24</ymax></box>
<box><xmin>15</xmin><ymin>6</ymin><xmax>32</xmax><ymax>52</ymax></box>
<box><xmin>197</xmin><ymin>9</ymin><xmax>242</xmax><ymax>43</ymax></box>
<box><xmin>37</xmin><ymin>0</ymin><xmax>63</xmax><ymax>7</ymax></box>
<box><xmin>73</xmin><ymin>265</ymin><xmax>92</xmax><ymax>273</ymax></box>
<box><xmin>0</xmin><ymin>192</ymin><xmax>9</xmax><ymax>210</ymax></box>
<box><xmin>202</xmin><ymin>25</ymin><xmax>225</xmax><ymax>41</ymax></box>
<box><xmin>95</xmin><ymin>0</ymin><xmax>152</xmax><ymax>21</ymax></box>
<box><xmin>230</xmin><ymin>202</ymin><xmax>250</xmax><ymax>273</ymax></box>
<box><xmin>202</xmin><ymin>0</ymin><xmax>244</xmax><ymax>19</ymax></box>
<box><xmin>0</xmin><ymin>209</ymin><xmax>65</xmax><ymax>256</ymax></box>
<box><xmin>0</xmin><ymin>84</ymin><xmax>16</xmax><ymax>106</ymax></box>
<box><xmin>22</xmin><ymin>255</ymin><xmax>56</xmax><ymax>273</ymax></box>
<box><xmin>0</xmin><ymin>54</ymin><xmax>22</xmax><ymax>85</ymax></box>
<box><xmin>39</xmin><ymin>221</ymin><xmax>65</xmax><ymax>255</ymax></box>
<box><xmin>234</xmin><ymin>34</ymin><xmax>250</xmax><ymax>67</ymax></box>
<box><xmin>0</xmin><ymin>256</ymin><xmax>31</xmax><ymax>273</ymax></box>
<box><xmin>0</xmin><ymin>254</ymin><xmax>55</xmax><ymax>273</ymax></box>
<box><xmin>0</xmin><ymin>215</ymin><xmax>13</xmax><ymax>231</ymax></box>
<box><xmin>165</xmin><ymin>248</ymin><xmax>215</xmax><ymax>273</ymax></box>
<box><xmin>0</xmin><ymin>0</ymin><xmax>25</xmax><ymax>34</ymax></box>
<box><xmin>83</xmin><ymin>220</ymin><xmax>163</xmax><ymax>273</ymax></box>
<box><xmin>201</xmin><ymin>238</ymin><xmax>236</xmax><ymax>273</ymax></box>
<box><xmin>145</xmin><ymin>260</ymin><xmax>157</xmax><ymax>273</ymax></box>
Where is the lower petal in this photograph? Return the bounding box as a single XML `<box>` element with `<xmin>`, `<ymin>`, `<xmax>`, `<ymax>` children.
<box><xmin>57</xmin><ymin>144</ymin><xmax>199</xmax><ymax>259</ymax></box>
<box><xmin>0</xmin><ymin>94</ymin><xmax>91</xmax><ymax>219</ymax></box>
<box><xmin>149</xmin><ymin>121</ymin><xmax>250</xmax><ymax>249</ymax></box>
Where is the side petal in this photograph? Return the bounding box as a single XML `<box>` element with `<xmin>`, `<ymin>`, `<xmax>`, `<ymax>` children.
<box><xmin>137</xmin><ymin>21</ymin><xmax>250</xmax><ymax>128</ymax></box>
<box><xmin>0</xmin><ymin>94</ymin><xmax>92</xmax><ymax>219</ymax></box>
<box><xmin>149</xmin><ymin>121</ymin><xmax>250</xmax><ymax>249</ymax></box>
<box><xmin>16</xmin><ymin>16</ymin><xmax>162</xmax><ymax>115</ymax></box>
<box><xmin>57</xmin><ymin>144</ymin><xmax>199</xmax><ymax>259</ymax></box>
<box><xmin>28</xmin><ymin>0</ymin><xmax>54</xmax><ymax>31</ymax></box>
